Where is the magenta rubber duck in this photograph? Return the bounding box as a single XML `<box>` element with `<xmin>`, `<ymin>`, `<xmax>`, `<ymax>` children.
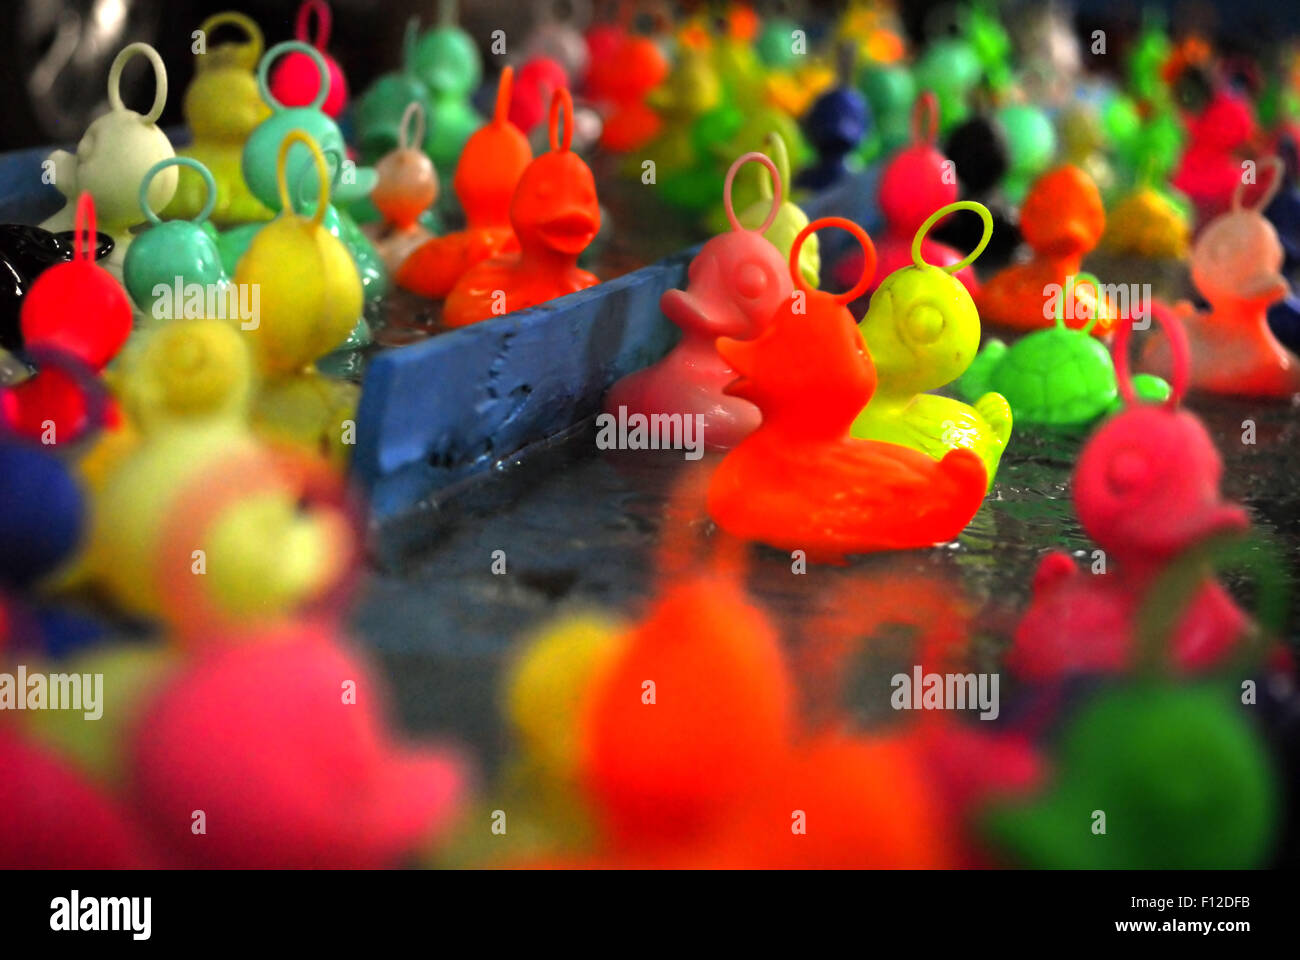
<box><xmin>1010</xmin><ymin>307</ymin><xmax>1251</xmax><ymax>681</ymax></box>
<box><xmin>1172</xmin><ymin>88</ymin><xmax>1257</xmax><ymax>229</ymax></box>
<box><xmin>603</xmin><ymin>151</ymin><xmax>793</xmax><ymax>451</ymax></box>
<box><xmin>832</xmin><ymin>93</ymin><xmax>978</xmax><ymax>299</ymax></box>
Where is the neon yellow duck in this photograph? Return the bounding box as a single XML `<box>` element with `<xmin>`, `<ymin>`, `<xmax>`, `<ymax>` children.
<box><xmin>850</xmin><ymin>202</ymin><xmax>1012</xmax><ymax>488</ymax></box>
<box><xmin>165</xmin><ymin>11</ymin><xmax>274</xmax><ymax>226</ymax></box>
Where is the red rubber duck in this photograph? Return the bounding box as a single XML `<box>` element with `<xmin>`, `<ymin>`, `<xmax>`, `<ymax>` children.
<box><xmin>706</xmin><ymin>217</ymin><xmax>988</xmax><ymax>562</ymax></box>
<box><xmin>603</xmin><ymin>150</ymin><xmax>793</xmax><ymax>451</ymax></box>
<box><xmin>976</xmin><ymin>165</ymin><xmax>1113</xmax><ymax>335</ymax></box>
<box><xmin>586</xmin><ymin>26</ymin><xmax>667</xmax><ymax>153</ymax></box>
<box><xmin>1172</xmin><ymin>88</ymin><xmax>1257</xmax><ymax>229</ymax></box>
<box><xmin>832</xmin><ymin>92</ymin><xmax>978</xmax><ymax>298</ymax></box>
<box><xmin>1011</xmin><ymin>307</ymin><xmax>1251</xmax><ymax>680</ymax></box>
<box><xmin>1142</xmin><ymin>157</ymin><xmax>1300</xmax><ymax>398</ymax></box>
<box><xmin>443</xmin><ymin>88</ymin><xmax>600</xmax><ymax>327</ymax></box>
<box><xmin>395</xmin><ymin>67</ymin><xmax>532</xmax><ymax>299</ymax></box>
<box><xmin>3</xmin><ymin>194</ymin><xmax>129</xmax><ymax>442</ymax></box>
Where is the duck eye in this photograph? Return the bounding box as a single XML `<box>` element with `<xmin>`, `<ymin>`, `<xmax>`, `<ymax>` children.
<box><xmin>735</xmin><ymin>263</ymin><xmax>768</xmax><ymax>300</ymax></box>
<box><xmin>903</xmin><ymin>304</ymin><xmax>945</xmax><ymax>344</ymax></box>
<box><xmin>1106</xmin><ymin>448</ymin><xmax>1150</xmax><ymax>497</ymax></box>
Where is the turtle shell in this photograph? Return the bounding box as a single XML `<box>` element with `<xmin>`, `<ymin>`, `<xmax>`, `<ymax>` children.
<box><xmin>988</xmin><ymin>327</ymin><xmax>1117</xmax><ymax>426</ymax></box>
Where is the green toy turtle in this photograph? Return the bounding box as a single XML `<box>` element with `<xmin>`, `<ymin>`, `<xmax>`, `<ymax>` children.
<box><xmin>956</xmin><ymin>273</ymin><xmax>1171</xmax><ymax>430</ymax></box>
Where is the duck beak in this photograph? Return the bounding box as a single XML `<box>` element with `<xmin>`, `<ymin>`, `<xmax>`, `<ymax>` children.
<box><xmin>1241</xmin><ymin>271</ymin><xmax>1289</xmax><ymax>302</ymax></box>
<box><xmin>539</xmin><ymin>208</ymin><xmax>599</xmax><ymax>254</ymax></box>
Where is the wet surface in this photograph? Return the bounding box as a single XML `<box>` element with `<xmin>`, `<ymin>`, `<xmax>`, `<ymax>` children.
<box><xmin>353</xmin><ymin>387</ymin><xmax>1300</xmax><ymax>779</ymax></box>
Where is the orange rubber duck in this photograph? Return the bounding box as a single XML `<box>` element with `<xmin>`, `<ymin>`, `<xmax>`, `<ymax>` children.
<box><xmin>443</xmin><ymin>88</ymin><xmax>600</xmax><ymax>327</ymax></box>
<box><xmin>705</xmin><ymin>217</ymin><xmax>988</xmax><ymax>562</ymax></box>
<box><xmin>394</xmin><ymin>67</ymin><xmax>532</xmax><ymax>299</ymax></box>
<box><xmin>1142</xmin><ymin>157</ymin><xmax>1300</xmax><ymax>398</ymax></box>
<box><xmin>977</xmin><ymin>165</ymin><xmax>1114</xmax><ymax>336</ymax></box>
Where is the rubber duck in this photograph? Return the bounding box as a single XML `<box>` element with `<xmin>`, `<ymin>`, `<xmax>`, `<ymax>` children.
<box><xmin>851</xmin><ymin>202</ymin><xmax>1011</xmax><ymax>488</ymax></box>
<box><xmin>931</xmin><ymin>113</ymin><xmax>1021</xmax><ymax>267</ymax></box>
<box><xmin>508</xmin><ymin>56</ymin><xmax>569</xmax><ymax>136</ymax></box>
<box><xmin>220</xmin><ymin>41</ymin><xmax>382</xmax><ymax>348</ymax></box>
<box><xmin>268</xmin><ymin>0</ymin><xmax>349</xmax><ymax>118</ymax></box>
<box><xmin>911</xmin><ymin>36</ymin><xmax>981</xmax><ymax>133</ymax></box>
<box><xmin>40</xmin><ymin>43</ymin><xmax>176</xmax><ymax>282</ymax></box>
<box><xmin>409</xmin><ymin>0</ymin><xmax>484</xmax><ymax>179</ymax></box>
<box><xmin>363</xmin><ymin>103</ymin><xmax>438</xmax><ymax>274</ymax></box>
<box><xmin>706</xmin><ymin>217</ymin><xmax>988</xmax><ymax>561</ymax></box>
<box><xmin>832</xmin><ymin>92</ymin><xmax>978</xmax><ymax>297</ymax></box>
<box><xmin>229</xmin><ymin>131</ymin><xmax>363</xmax><ymax>459</ymax></box>
<box><xmin>856</xmin><ymin>62</ymin><xmax>916</xmax><ymax>160</ymax></box>
<box><xmin>123</xmin><ymin>158</ymin><xmax>231</xmax><ymax>319</ymax></box>
<box><xmin>977</xmin><ymin>165</ymin><xmax>1113</xmax><ymax>335</ymax></box>
<box><xmin>395</xmin><ymin>67</ymin><xmax>532</xmax><ymax>299</ymax></box>
<box><xmin>1173</xmin><ymin>88</ymin><xmax>1258</xmax><ymax>229</ymax></box>
<box><xmin>604</xmin><ymin>151</ymin><xmax>794</xmax><ymax>451</ymax></box>
<box><xmin>995</xmin><ymin>102</ymin><xmax>1058</xmax><ymax>206</ymax></box>
<box><xmin>129</xmin><ymin>626</ymin><xmax>470</xmax><ymax>867</ymax></box>
<box><xmin>959</xmin><ymin>273</ymin><xmax>1170</xmax><ymax>432</ymax></box>
<box><xmin>1142</xmin><ymin>158</ymin><xmax>1300</xmax><ymax>398</ymax></box>
<box><xmin>588</xmin><ymin>25</ymin><xmax>668</xmax><ymax>153</ymax></box>
<box><xmin>1011</xmin><ymin>308</ymin><xmax>1252</xmax><ymax>680</ymax></box>
<box><xmin>984</xmin><ymin>684</ymin><xmax>1278</xmax><ymax>868</ymax></box>
<box><xmin>0</xmin><ymin>225</ymin><xmax>113</xmax><ymax>353</ymax></box>
<box><xmin>353</xmin><ymin>19</ymin><xmax>431</xmax><ymax>165</ymax></box>
<box><xmin>641</xmin><ymin>46</ymin><xmax>729</xmax><ymax>209</ymax></box>
<box><xmin>523</xmin><ymin>0</ymin><xmax>590</xmax><ymax>87</ymax></box>
<box><xmin>1101</xmin><ymin>177</ymin><xmax>1192</xmax><ymax>260</ymax></box>
<box><xmin>164</xmin><ymin>11</ymin><xmax>273</xmax><ymax>226</ymax></box>
<box><xmin>795</xmin><ymin>57</ymin><xmax>869</xmax><ymax>192</ymax></box>
<box><xmin>444</xmin><ymin>89</ymin><xmax>600</xmax><ymax>328</ymax></box>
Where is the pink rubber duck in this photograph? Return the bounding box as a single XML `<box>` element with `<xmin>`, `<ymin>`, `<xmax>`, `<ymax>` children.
<box><xmin>603</xmin><ymin>151</ymin><xmax>793</xmax><ymax>451</ymax></box>
<box><xmin>1143</xmin><ymin>157</ymin><xmax>1300</xmax><ymax>398</ymax></box>
<box><xmin>1172</xmin><ymin>88</ymin><xmax>1257</xmax><ymax>229</ymax></box>
<box><xmin>832</xmin><ymin>92</ymin><xmax>978</xmax><ymax>298</ymax></box>
<box><xmin>1011</xmin><ymin>307</ymin><xmax>1251</xmax><ymax>681</ymax></box>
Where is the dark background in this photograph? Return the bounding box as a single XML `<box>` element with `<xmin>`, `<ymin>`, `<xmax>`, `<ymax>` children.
<box><xmin>1</xmin><ymin>0</ymin><xmax>1298</xmax><ymax>152</ymax></box>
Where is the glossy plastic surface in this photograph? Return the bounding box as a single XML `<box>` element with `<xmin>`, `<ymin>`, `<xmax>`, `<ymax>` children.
<box><xmin>269</xmin><ymin>0</ymin><xmax>349</xmax><ymax>118</ymax></box>
<box><xmin>706</xmin><ymin>217</ymin><xmax>988</xmax><ymax>560</ymax></box>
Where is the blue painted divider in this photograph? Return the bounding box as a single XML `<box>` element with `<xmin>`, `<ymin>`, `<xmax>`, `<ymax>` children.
<box><xmin>355</xmin><ymin>167</ymin><xmax>880</xmax><ymax>521</ymax></box>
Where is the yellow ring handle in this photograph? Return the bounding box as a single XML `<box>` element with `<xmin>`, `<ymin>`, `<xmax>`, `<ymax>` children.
<box><xmin>198</xmin><ymin>11</ymin><xmax>265</xmax><ymax>61</ymax></box>
<box><xmin>912</xmin><ymin>200</ymin><xmax>992</xmax><ymax>274</ymax></box>
<box><xmin>276</xmin><ymin>130</ymin><xmax>330</xmax><ymax>226</ymax></box>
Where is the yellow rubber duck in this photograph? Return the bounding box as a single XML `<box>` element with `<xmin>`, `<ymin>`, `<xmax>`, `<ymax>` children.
<box><xmin>165</xmin><ymin>11</ymin><xmax>274</xmax><ymax>226</ymax></box>
<box><xmin>850</xmin><ymin>202</ymin><xmax>1012</xmax><ymax>488</ymax></box>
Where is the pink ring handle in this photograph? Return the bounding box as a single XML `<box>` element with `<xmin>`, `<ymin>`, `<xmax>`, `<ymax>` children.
<box><xmin>723</xmin><ymin>151</ymin><xmax>782</xmax><ymax>235</ymax></box>
<box><xmin>296</xmin><ymin>0</ymin><xmax>332</xmax><ymax>50</ymax></box>
<box><xmin>72</xmin><ymin>192</ymin><xmax>97</xmax><ymax>262</ymax></box>
<box><xmin>912</xmin><ymin>90</ymin><xmax>939</xmax><ymax>146</ymax></box>
<box><xmin>1113</xmin><ymin>301</ymin><xmax>1189</xmax><ymax>408</ymax></box>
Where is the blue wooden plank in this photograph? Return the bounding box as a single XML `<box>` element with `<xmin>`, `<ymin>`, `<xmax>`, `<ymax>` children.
<box><xmin>356</xmin><ymin>167</ymin><xmax>880</xmax><ymax>521</ymax></box>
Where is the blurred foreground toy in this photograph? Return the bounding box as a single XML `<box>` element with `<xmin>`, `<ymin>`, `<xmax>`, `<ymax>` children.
<box><xmin>978</xmin><ymin>165</ymin><xmax>1113</xmax><ymax>335</ymax></box>
<box><xmin>706</xmin><ymin>217</ymin><xmax>987</xmax><ymax>561</ymax></box>
<box><xmin>959</xmin><ymin>273</ymin><xmax>1170</xmax><ymax>431</ymax></box>
<box><xmin>1172</xmin><ymin>89</ymin><xmax>1257</xmax><ymax>228</ymax></box>
<box><xmin>835</xmin><ymin>93</ymin><xmax>977</xmax><ymax>296</ymax></box>
<box><xmin>364</xmin><ymin>104</ymin><xmax>439</xmax><ymax>273</ymax></box>
<box><xmin>130</xmin><ymin>627</ymin><xmax>469</xmax><ymax>867</ymax></box>
<box><xmin>124</xmin><ymin>158</ymin><xmax>230</xmax><ymax>318</ymax></box>
<box><xmin>1011</xmin><ymin>309</ymin><xmax>1251</xmax><ymax>679</ymax></box>
<box><xmin>40</xmin><ymin>43</ymin><xmax>176</xmax><ymax>280</ymax></box>
<box><xmin>0</xmin><ymin>225</ymin><xmax>113</xmax><ymax>353</ymax></box>
<box><xmin>852</xmin><ymin>202</ymin><xmax>1010</xmax><ymax>487</ymax></box>
<box><xmin>269</xmin><ymin>0</ymin><xmax>348</xmax><ymax>118</ymax></box>
<box><xmin>604</xmin><ymin>151</ymin><xmax>793</xmax><ymax>451</ymax></box>
<box><xmin>1142</xmin><ymin>158</ymin><xmax>1300</xmax><ymax>398</ymax></box>
<box><xmin>984</xmin><ymin>684</ymin><xmax>1277</xmax><ymax>868</ymax></box>
<box><xmin>444</xmin><ymin>89</ymin><xmax>599</xmax><ymax>327</ymax></box>
<box><xmin>395</xmin><ymin>67</ymin><xmax>532</xmax><ymax>299</ymax></box>
<box><xmin>232</xmin><ymin>131</ymin><xmax>363</xmax><ymax>457</ymax></box>
<box><xmin>165</xmin><ymin>11</ymin><xmax>273</xmax><ymax>225</ymax></box>
<box><xmin>1101</xmin><ymin>177</ymin><xmax>1191</xmax><ymax>259</ymax></box>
